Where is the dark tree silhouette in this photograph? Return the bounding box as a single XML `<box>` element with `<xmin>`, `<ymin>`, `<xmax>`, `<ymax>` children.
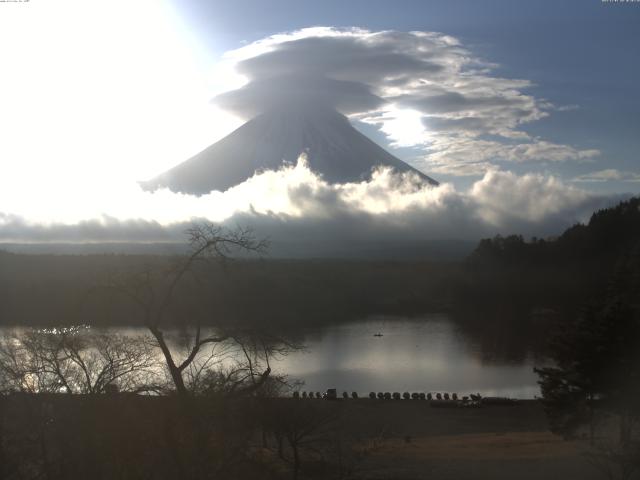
<box><xmin>535</xmin><ymin>244</ymin><xmax>640</xmax><ymax>446</ymax></box>
<box><xmin>263</xmin><ymin>398</ymin><xmax>341</xmax><ymax>480</ymax></box>
<box><xmin>101</xmin><ymin>223</ymin><xmax>295</xmax><ymax>397</ymax></box>
<box><xmin>0</xmin><ymin>327</ymin><xmax>158</xmax><ymax>394</ymax></box>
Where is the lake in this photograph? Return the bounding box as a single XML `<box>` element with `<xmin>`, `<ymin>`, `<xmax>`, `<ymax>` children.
<box><xmin>1</xmin><ymin>314</ymin><xmax>543</xmax><ymax>398</ymax></box>
<box><xmin>274</xmin><ymin>314</ymin><xmax>541</xmax><ymax>399</ymax></box>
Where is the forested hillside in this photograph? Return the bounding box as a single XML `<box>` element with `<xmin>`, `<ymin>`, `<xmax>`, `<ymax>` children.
<box><xmin>0</xmin><ymin>253</ymin><xmax>458</xmax><ymax>327</ymax></box>
<box><xmin>460</xmin><ymin>197</ymin><xmax>640</xmax><ymax>315</ymax></box>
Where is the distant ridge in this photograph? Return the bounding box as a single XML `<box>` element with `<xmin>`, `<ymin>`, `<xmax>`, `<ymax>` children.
<box><xmin>142</xmin><ymin>107</ymin><xmax>438</xmax><ymax>194</ymax></box>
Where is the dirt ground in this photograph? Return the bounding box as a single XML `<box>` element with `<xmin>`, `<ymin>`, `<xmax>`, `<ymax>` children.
<box><xmin>320</xmin><ymin>399</ymin><xmax>601</xmax><ymax>480</ymax></box>
<box><xmin>0</xmin><ymin>394</ymin><xmax>606</xmax><ymax>479</ymax></box>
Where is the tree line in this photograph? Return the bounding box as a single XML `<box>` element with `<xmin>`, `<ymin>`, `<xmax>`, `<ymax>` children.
<box><xmin>467</xmin><ymin>197</ymin><xmax>640</xmax><ymax>478</ymax></box>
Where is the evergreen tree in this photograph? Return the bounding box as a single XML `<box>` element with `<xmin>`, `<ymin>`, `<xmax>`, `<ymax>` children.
<box><xmin>535</xmin><ymin>244</ymin><xmax>640</xmax><ymax>444</ymax></box>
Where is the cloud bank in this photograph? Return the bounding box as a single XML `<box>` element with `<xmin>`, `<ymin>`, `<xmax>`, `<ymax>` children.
<box><xmin>0</xmin><ymin>159</ymin><xmax>620</xmax><ymax>258</ymax></box>
<box><xmin>213</xmin><ymin>27</ymin><xmax>600</xmax><ymax>176</ymax></box>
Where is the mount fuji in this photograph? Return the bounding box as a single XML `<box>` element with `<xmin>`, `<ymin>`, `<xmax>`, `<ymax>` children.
<box><xmin>142</xmin><ymin>107</ymin><xmax>438</xmax><ymax>194</ymax></box>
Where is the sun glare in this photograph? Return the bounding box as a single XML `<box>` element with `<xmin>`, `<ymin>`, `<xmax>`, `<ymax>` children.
<box><xmin>373</xmin><ymin>107</ymin><xmax>427</xmax><ymax>148</ymax></box>
<box><xmin>0</xmin><ymin>0</ymin><xmax>242</xmax><ymax>223</ymax></box>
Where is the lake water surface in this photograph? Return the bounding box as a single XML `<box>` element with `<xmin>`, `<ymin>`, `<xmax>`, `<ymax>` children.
<box><xmin>274</xmin><ymin>315</ymin><xmax>541</xmax><ymax>398</ymax></box>
<box><xmin>2</xmin><ymin>314</ymin><xmax>542</xmax><ymax>398</ymax></box>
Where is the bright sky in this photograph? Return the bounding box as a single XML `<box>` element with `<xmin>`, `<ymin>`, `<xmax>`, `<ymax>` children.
<box><xmin>0</xmin><ymin>0</ymin><xmax>637</xmax><ymax>241</ymax></box>
<box><xmin>0</xmin><ymin>0</ymin><xmax>242</xmax><ymax>222</ymax></box>
<box><xmin>174</xmin><ymin>0</ymin><xmax>640</xmax><ymax>193</ymax></box>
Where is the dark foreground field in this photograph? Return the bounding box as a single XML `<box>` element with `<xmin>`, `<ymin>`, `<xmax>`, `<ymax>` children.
<box><xmin>0</xmin><ymin>395</ymin><xmax>601</xmax><ymax>480</ymax></box>
<box><xmin>331</xmin><ymin>400</ymin><xmax>596</xmax><ymax>480</ymax></box>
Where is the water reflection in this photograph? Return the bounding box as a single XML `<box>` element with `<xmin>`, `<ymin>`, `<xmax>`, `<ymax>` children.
<box><xmin>275</xmin><ymin>315</ymin><xmax>541</xmax><ymax>398</ymax></box>
<box><xmin>0</xmin><ymin>314</ymin><xmax>543</xmax><ymax>398</ymax></box>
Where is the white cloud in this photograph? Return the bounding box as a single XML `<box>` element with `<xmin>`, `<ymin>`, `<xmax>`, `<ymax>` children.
<box><xmin>0</xmin><ymin>159</ymin><xmax>620</xmax><ymax>256</ymax></box>
<box><xmin>573</xmin><ymin>169</ymin><xmax>640</xmax><ymax>183</ymax></box>
<box><xmin>470</xmin><ymin>170</ymin><xmax>593</xmax><ymax>225</ymax></box>
<box><xmin>214</xmin><ymin>27</ymin><xmax>600</xmax><ymax>176</ymax></box>
<box><xmin>422</xmin><ymin>138</ymin><xmax>600</xmax><ymax>176</ymax></box>
<box><xmin>0</xmin><ymin>21</ymin><xmax>618</xmax><ymax>256</ymax></box>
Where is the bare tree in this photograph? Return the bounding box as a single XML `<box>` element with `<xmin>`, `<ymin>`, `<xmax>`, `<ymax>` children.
<box><xmin>263</xmin><ymin>398</ymin><xmax>341</xmax><ymax>480</ymax></box>
<box><xmin>0</xmin><ymin>327</ymin><xmax>159</xmax><ymax>394</ymax></box>
<box><xmin>101</xmin><ymin>223</ymin><xmax>294</xmax><ymax>397</ymax></box>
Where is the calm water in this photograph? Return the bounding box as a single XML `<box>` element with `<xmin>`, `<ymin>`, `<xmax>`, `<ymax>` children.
<box><xmin>274</xmin><ymin>315</ymin><xmax>541</xmax><ymax>399</ymax></box>
<box><xmin>3</xmin><ymin>314</ymin><xmax>542</xmax><ymax>398</ymax></box>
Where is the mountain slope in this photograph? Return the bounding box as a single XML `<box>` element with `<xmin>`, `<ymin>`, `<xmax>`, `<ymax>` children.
<box><xmin>142</xmin><ymin>107</ymin><xmax>437</xmax><ymax>194</ymax></box>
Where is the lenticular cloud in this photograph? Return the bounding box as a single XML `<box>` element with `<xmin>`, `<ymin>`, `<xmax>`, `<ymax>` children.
<box><xmin>212</xmin><ymin>27</ymin><xmax>600</xmax><ymax>176</ymax></box>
